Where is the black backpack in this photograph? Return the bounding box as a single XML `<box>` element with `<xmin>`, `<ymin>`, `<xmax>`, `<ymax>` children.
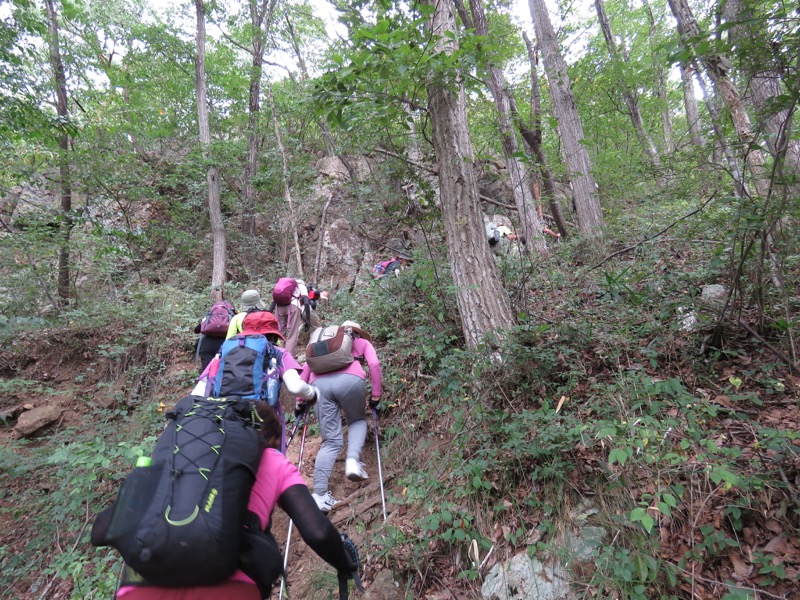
<box><xmin>91</xmin><ymin>395</ymin><xmax>282</xmax><ymax>594</ymax></box>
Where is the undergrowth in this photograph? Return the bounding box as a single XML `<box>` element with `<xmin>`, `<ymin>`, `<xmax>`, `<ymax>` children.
<box><xmin>0</xmin><ymin>229</ymin><xmax>798</xmax><ymax>599</ymax></box>
<box><xmin>357</xmin><ymin>239</ymin><xmax>799</xmax><ymax>599</ymax></box>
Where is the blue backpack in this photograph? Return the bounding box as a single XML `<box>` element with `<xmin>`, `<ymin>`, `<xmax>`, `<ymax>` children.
<box><xmin>213</xmin><ymin>335</ymin><xmax>281</xmax><ymax>407</ymax></box>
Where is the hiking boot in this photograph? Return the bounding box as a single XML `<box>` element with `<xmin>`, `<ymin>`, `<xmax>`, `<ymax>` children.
<box><xmin>312</xmin><ymin>491</ymin><xmax>338</xmax><ymax>513</ymax></box>
<box><xmin>345</xmin><ymin>458</ymin><xmax>369</xmax><ymax>482</ymax></box>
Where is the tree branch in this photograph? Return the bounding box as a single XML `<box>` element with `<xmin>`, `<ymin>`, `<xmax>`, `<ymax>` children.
<box><xmin>589</xmin><ymin>193</ymin><xmax>716</xmax><ymax>270</ymax></box>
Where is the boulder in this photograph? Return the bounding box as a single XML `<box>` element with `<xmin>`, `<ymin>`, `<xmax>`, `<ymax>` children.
<box><xmin>14</xmin><ymin>403</ymin><xmax>64</xmax><ymax>437</ymax></box>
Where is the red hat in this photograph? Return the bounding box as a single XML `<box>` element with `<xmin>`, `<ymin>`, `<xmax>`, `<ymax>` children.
<box><xmin>240</xmin><ymin>311</ymin><xmax>285</xmax><ymax>341</ymax></box>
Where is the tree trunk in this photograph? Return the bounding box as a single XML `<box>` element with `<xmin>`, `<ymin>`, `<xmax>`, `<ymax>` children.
<box><xmin>691</xmin><ymin>63</ymin><xmax>745</xmax><ymax>197</ymax></box>
<box><xmin>527</xmin><ymin>0</ymin><xmax>605</xmax><ymax>242</ymax></box>
<box><xmin>643</xmin><ymin>0</ymin><xmax>673</xmax><ymax>152</ymax></box>
<box><xmin>285</xmin><ymin>12</ymin><xmax>357</xmax><ymax>181</ymax></box>
<box><xmin>594</xmin><ymin>0</ymin><xmax>663</xmax><ymax>179</ymax></box>
<box><xmin>680</xmin><ymin>62</ymin><xmax>705</xmax><ymax>149</ymax></box>
<box><xmin>459</xmin><ymin>0</ymin><xmax>548</xmax><ymax>257</ymax></box>
<box><xmin>241</xmin><ymin>0</ymin><xmax>278</xmax><ymax>276</ymax></box>
<box><xmin>195</xmin><ymin>0</ymin><xmax>227</xmax><ymax>296</ymax></box>
<box><xmin>267</xmin><ymin>82</ymin><xmax>304</xmax><ymax>278</ymax></box>
<box><xmin>520</xmin><ymin>32</ymin><xmax>568</xmax><ymax>238</ymax></box>
<box><xmin>45</xmin><ymin>0</ymin><xmax>72</xmax><ymax>308</ymax></box>
<box><xmin>424</xmin><ymin>0</ymin><xmax>515</xmax><ymax>348</ymax></box>
<box><xmin>669</xmin><ymin>0</ymin><xmax>769</xmax><ymax>198</ymax></box>
<box><xmin>722</xmin><ymin>0</ymin><xmax>800</xmax><ymax>180</ymax></box>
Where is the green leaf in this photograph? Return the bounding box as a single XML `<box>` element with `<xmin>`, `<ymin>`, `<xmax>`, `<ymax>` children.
<box><xmin>640</xmin><ymin>514</ymin><xmax>655</xmax><ymax>533</ymax></box>
<box><xmin>609</xmin><ymin>447</ymin><xmax>627</xmax><ymax>465</ymax></box>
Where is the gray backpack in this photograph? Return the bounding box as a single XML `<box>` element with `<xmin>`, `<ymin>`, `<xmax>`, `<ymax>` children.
<box><xmin>305</xmin><ymin>326</ymin><xmax>354</xmax><ymax>374</ymax></box>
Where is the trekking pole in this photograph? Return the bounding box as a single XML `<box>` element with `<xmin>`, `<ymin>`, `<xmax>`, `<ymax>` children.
<box><xmin>278</xmin><ymin>413</ymin><xmax>310</xmax><ymax>600</ymax></box>
<box><xmin>372</xmin><ymin>408</ymin><xmax>388</xmax><ymax>522</ymax></box>
<box><xmin>285</xmin><ymin>415</ymin><xmax>302</xmax><ymax>450</ymax></box>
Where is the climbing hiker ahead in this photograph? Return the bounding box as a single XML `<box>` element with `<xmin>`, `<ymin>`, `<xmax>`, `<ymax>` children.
<box><xmin>195</xmin><ymin>310</ymin><xmax>319</xmax><ymax>451</ymax></box>
<box><xmin>193</xmin><ymin>297</ymin><xmax>235</xmax><ymax>371</ymax></box>
<box><xmin>372</xmin><ymin>252</ymin><xmax>412</xmax><ymax>279</ymax></box>
<box><xmin>296</xmin><ymin>320</ymin><xmax>383</xmax><ymax>513</ymax></box>
<box><xmin>226</xmin><ymin>289</ymin><xmax>267</xmax><ymax>339</ymax></box>
<box><xmin>269</xmin><ymin>277</ymin><xmax>309</xmax><ymax>355</ymax></box>
<box><xmin>91</xmin><ymin>400</ymin><xmax>361</xmax><ymax>599</ymax></box>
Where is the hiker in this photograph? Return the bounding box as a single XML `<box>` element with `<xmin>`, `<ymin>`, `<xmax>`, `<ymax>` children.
<box><xmin>486</xmin><ymin>221</ymin><xmax>528</xmax><ymax>255</ymax></box>
<box><xmin>226</xmin><ymin>289</ymin><xmax>267</xmax><ymax>339</ymax></box>
<box><xmin>193</xmin><ymin>299</ymin><xmax>234</xmax><ymax>372</ymax></box>
<box><xmin>106</xmin><ymin>402</ymin><xmax>360</xmax><ymax>600</ymax></box>
<box><xmin>195</xmin><ymin>311</ymin><xmax>318</xmax><ymax>445</ymax></box>
<box><xmin>372</xmin><ymin>253</ymin><xmax>412</xmax><ymax>279</ymax></box>
<box><xmin>307</xmin><ymin>285</ymin><xmax>329</xmax><ymax>330</ymax></box>
<box><xmin>269</xmin><ymin>278</ymin><xmax>309</xmax><ymax>355</ymax></box>
<box><xmin>295</xmin><ymin>320</ymin><xmax>383</xmax><ymax>513</ymax></box>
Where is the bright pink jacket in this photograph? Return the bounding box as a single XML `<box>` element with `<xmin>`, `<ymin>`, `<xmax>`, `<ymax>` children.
<box><xmin>300</xmin><ymin>337</ymin><xmax>382</xmax><ymax>398</ymax></box>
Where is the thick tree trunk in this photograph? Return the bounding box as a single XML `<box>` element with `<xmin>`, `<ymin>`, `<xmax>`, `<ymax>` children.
<box><xmin>460</xmin><ymin>0</ymin><xmax>548</xmax><ymax>257</ymax></box>
<box><xmin>527</xmin><ymin>0</ymin><xmax>604</xmax><ymax>241</ymax></box>
<box><xmin>425</xmin><ymin>0</ymin><xmax>515</xmax><ymax>348</ymax></box>
<box><xmin>594</xmin><ymin>0</ymin><xmax>663</xmax><ymax>179</ymax></box>
<box><xmin>195</xmin><ymin>0</ymin><xmax>227</xmax><ymax>295</ymax></box>
<box><xmin>45</xmin><ymin>0</ymin><xmax>72</xmax><ymax>308</ymax></box>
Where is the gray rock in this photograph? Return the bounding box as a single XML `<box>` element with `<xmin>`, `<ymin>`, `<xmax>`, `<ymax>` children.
<box><xmin>677</xmin><ymin>306</ymin><xmax>698</xmax><ymax>332</ymax></box>
<box><xmin>481</xmin><ymin>525</ymin><xmax>607</xmax><ymax>600</ymax></box>
<box><xmin>15</xmin><ymin>404</ymin><xmax>63</xmax><ymax>437</ymax></box>
<box><xmin>481</xmin><ymin>554</ymin><xmax>570</xmax><ymax>600</ymax></box>
<box><xmin>701</xmin><ymin>284</ymin><xmax>727</xmax><ymax>305</ymax></box>
<box><xmin>364</xmin><ymin>569</ymin><xmax>405</xmax><ymax>600</ymax></box>
<box><xmin>565</xmin><ymin>526</ymin><xmax>606</xmax><ymax>562</ymax></box>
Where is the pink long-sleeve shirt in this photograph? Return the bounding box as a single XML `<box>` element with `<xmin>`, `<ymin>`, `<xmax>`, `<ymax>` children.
<box><xmin>300</xmin><ymin>337</ymin><xmax>382</xmax><ymax>398</ymax></box>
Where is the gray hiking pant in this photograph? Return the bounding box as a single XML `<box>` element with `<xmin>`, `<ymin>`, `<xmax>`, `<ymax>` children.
<box><xmin>313</xmin><ymin>372</ymin><xmax>368</xmax><ymax>495</ymax></box>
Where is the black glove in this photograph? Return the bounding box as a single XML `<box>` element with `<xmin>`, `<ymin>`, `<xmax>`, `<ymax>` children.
<box><xmin>369</xmin><ymin>399</ymin><xmax>382</xmax><ymax>414</ymax></box>
<box><xmin>337</xmin><ymin>533</ymin><xmax>364</xmax><ymax>592</ymax></box>
<box><xmin>294</xmin><ymin>402</ymin><xmax>308</xmax><ymax>419</ymax></box>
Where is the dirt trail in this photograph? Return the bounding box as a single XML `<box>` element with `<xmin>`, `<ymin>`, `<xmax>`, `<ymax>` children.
<box><xmin>273</xmin><ymin>413</ymin><xmax>389</xmax><ymax>599</ymax></box>
<box><xmin>0</xmin><ymin>329</ymin><xmax>395</xmax><ymax>600</ymax></box>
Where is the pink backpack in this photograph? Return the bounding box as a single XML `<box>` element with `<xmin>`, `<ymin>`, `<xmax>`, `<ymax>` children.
<box><xmin>199</xmin><ymin>301</ymin><xmax>235</xmax><ymax>337</ymax></box>
<box><xmin>272</xmin><ymin>278</ymin><xmax>298</xmax><ymax>306</ymax></box>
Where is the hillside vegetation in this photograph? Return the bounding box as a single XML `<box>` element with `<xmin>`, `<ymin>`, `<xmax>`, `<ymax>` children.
<box><xmin>2</xmin><ymin>0</ymin><xmax>800</xmax><ymax>598</ymax></box>
<box><xmin>1</xmin><ymin>198</ymin><xmax>798</xmax><ymax>599</ymax></box>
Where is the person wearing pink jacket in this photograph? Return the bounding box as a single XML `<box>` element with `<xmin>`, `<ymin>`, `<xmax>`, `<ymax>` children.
<box><xmin>295</xmin><ymin>320</ymin><xmax>383</xmax><ymax>513</ymax></box>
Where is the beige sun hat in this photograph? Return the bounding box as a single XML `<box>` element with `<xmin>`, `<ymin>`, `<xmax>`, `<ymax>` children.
<box><xmin>240</xmin><ymin>289</ymin><xmax>265</xmax><ymax>311</ymax></box>
<box><xmin>341</xmin><ymin>320</ymin><xmax>371</xmax><ymax>341</ymax></box>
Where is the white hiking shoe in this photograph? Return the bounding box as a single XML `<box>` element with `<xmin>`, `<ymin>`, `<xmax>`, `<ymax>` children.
<box><xmin>345</xmin><ymin>458</ymin><xmax>369</xmax><ymax>482</ymax></box>
<box><xmin>312</xmin><ymin>491</ymin><xmax>338</xmax><ymax>513</ymax></box>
